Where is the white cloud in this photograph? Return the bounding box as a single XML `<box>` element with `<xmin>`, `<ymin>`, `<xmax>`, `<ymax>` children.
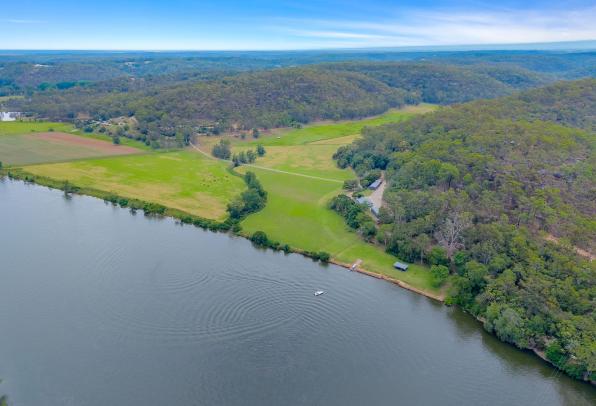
<box><xmin>274</xmin><ymin>6</ymin><xmax>596</xmax><ymax>47</ymax></box>
<box><xmin>285</xmin><ymin>29</ymin><xmax>387</xmax><ymax>40</ymax></box>
<box><xmin>2</xmin><ymin>19</ymin><xmax>44</xmax><ymax>24</ymax></box>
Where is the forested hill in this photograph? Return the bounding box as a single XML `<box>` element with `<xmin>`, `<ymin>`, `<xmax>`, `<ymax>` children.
<box><xmin>10</xmin><ymin>61</ymin><xmax>561</xmax><ymax>145</ymax></box>
<box><xmin>320</xmin><ymin>62</ymin><xmax>548</xmax><ymax>104</ymax></box>
<box><xmin>334</xmin><ymin>79</ymin><xmax>595</xmax><ymax>381</ymax></box>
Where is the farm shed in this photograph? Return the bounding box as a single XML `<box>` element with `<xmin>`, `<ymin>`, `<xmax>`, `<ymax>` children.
<box><xmin>393</xmin><ymin>261</ymin><xmax>409</xmax><ymax>271</ymax></box>
<box><xmin>368</xmin><ymin>179</ymin><xmax>382</xmax><ymax>190</ymax></box>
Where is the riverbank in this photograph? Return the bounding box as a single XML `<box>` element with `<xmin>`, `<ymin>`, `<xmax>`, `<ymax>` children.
<box><xmin>3</xmin><ymin>173</ymin><xmax>595</xmax><ymax>387</ymax></box>
<box><xmin>5</xmin><ymin>176</ymin><xmax>593</xmax><ymax>405</ymax></box>
<box><xmin>2</xmin><ymin>166</ymin><xmax>443</xmax><ymax>303</ymax></box>
<box><xmin>330</xmin><ymin>258</ymin><xmax>446</xmax><ymax>302</ymax></box>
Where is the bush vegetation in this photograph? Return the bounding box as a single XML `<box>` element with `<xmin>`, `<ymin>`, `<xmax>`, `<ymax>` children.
<box><xmin>227</xmin><ymin>171</ymin><xmax>268</xmax><ymax>220</ymax></box>
<box><xmin>334</xmin><ymin>79</ymin><xmax>596</xmax><ymax>381</ymax></box>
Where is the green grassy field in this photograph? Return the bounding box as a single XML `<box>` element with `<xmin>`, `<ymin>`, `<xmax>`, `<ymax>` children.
<box><xmin>0</xmin><ymin>121</ymin><xmax>74</xmax><ymax>135</ymax></box>
<box><xmin>11</xmin><ymin>106</ymin><xmax>440</xmax><ymax>295</ymax></box>
<box><xmin>0</xmin><ymin>95</ymin><xmax>24</xmax><ymax>102</ymax></box>
<box><xmin>238</xmin><ymin>166</ymin><xmax>437</xmax><ymax>292</ymax></box>
<box><xmin>246</xmin><ymin>104</ymin><xmax>435</xmax><ymax>147</ymax></box>
<box><xmin>0</xmin><ymin>121</ymin><xmax>149</xmax><ymax>165</ymax></box>
<box><xmin>24</xmin><ymin>151</ymin><xmax>245</xmax><ymax>220</ymax></box>
<box><xmin>232</xmin><ymin>105</ymin><xmax>441</xmax><ymax>294</ymax></box>
<box><xmin>0</xmin><ymin>134</ymin><xmax>140</xmax><ymax>165</ymax></box>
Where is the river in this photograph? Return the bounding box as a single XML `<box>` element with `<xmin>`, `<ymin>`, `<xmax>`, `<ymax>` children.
<box><xmin>0</xmin><ymin>179</ymin><xmax>594</xmax><ymax>406</ymax></box>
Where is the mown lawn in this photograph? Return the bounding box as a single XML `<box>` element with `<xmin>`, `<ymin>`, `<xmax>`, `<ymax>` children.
<box><xmin>24</xmin><ymin>151</ymin><xmax>245</xmax><ymax>220</ymax></box>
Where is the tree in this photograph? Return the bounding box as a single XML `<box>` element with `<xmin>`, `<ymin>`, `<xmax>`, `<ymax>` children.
<box><xmin>252</xmin><ymin>128</ymin><xmax>260</xmax><ymax>138</ymax></box>
<box><xmin>430</xmin><ymin>264</ymin><xmax>449</xmax><ymax>287</ymax></box>
<box><xmin>428</xmin><ymin>246</ymin><xmax>449</xmax><ymax>266</ymax></box>
<box><xmin>251</xmin><ymin>231</ymin><xmax>269</xmax><ymax>246</ymax></box>
<box><xmin>435</xmin><ymin>210</ymin><xmax>472</xmax><ymax>259</ymax></box>
<box><xmin>343</xmin><ymin>179</ymin><xmax>359</xmax><ymax>191</ymax></box>
<box><xmin>257</xmin><ymin>144</ymin><xmax>266</xmax><ymax>156</ymax></box>
<box><xmin>241</xmin><ymin>189</ymin><xmax>266</xmax><ymax>212</ymax></box>
<box><xmin>227</xmin><ymin>199</ymin><xmax>244</xmax><ymax>218</ymax></box>
<box><xmin>212</xmin><ymin>139</ymin><xmax>231</xmax><ymax>160</ymax></box>
<box><xmin>246</xmin><ymin>150</ymin><xmax>257</xmax><ymax>163</ymax></box>
<box><xmin>318</xmin><ymin>251</ymin><xmax>330</xmax><ymax>263</ymax></box>
<box><xmin>412</xmin><ymin>234</ymin><xmax>431</xmax><ymax>263</ymax></box>
<box><xmin>112</xmin><ymin>134</ymin><xmax>120</xmax><ymax>145</ymax></box>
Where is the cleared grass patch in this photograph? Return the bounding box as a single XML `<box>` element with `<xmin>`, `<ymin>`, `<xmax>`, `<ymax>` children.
<box><xmin>248</xmin><ymin>104</ymin><xmax>436</xmax><ymax>146</ymax></box>
<box><xmin>238</xmin><ymin>167</ymin><xmax>438</xmax><ymax>293</ymax></box>
<box><xmin>196</xmin><ymin>104</ymin><xmax>437</xmax><ymax>152</ymax></box>
<box><xmin>0</xmin><ymin>121</ymin><xmax>74</xmax><ymax>135</ymax></box>
<box><xmin>237</xmin><ymin>144</ymin><xmax>352</xmax><ymax>180</ymax></box>
<box><xmin>0</xmin><ymin>121</ymin><xmax>149</xmax><ymax>165</ymax></box>
<box><xmin>233</xmin><ymin>104</ymin><xmax>440</xmax><ymax>294</ymax></box>
<box><xmin>24</xmin><ymin>151</ymin><xmax>245</xmax><ymax>220</ymax></box>
<box><xmin>0</xmin><ymin>132</ymin><xmax>141</xmax><ymax>166</ymax></box>
<box><xmin>0</xmin><ymin>95</ymin><xmax>24</xmax><ymax>102</ymax></box>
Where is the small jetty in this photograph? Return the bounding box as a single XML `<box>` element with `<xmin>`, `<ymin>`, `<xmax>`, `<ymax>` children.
<box><xmin>350</xmin><ymin>259</ymin><xmax>363</xmax><ymax>271</ymax></box>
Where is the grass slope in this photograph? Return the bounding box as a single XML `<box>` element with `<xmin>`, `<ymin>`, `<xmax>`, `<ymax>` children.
<box><xmin>0</xmin><ymin>121</ymin><xmax>74</xmax><ymax>135</ymax></box>
<box><xmin>239</xmin><ymin>167</ymin><xmax>437</xmax><ymax>291</ymax></box>
<box><xmin>0</xmin><ymin>121</ymin><xmax>148</xmax><ymax>165</ymax></box>
<box><xmin>24</xmin><ymin>151</ymin><xmax>245</xmax><ymax>220</ymax></box>
<box><xmin>233</xmin><ymin>105</ymin><xmax>440</xmax><ymax>294</ymax></box>
<box><xmin>248</xmin><ymin>104</ymin><xmax>435</xmax><ymax>147</ymax></box>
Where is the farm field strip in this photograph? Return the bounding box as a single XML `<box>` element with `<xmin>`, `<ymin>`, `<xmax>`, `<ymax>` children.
<box><xmin>0</xmin><ymin>121</ymin><xmax>74</xmax><ymax>136</ymax></box>
<box><xmin>0</xmin><ymin>122</ymin><xmax>146</xmax><ymax>165</ymax></box>
<box><xmin>246</xmin><ymin>104</ymin><xmax>436</xmax><ymax>147</ymax></box>
<box><xmin>190</xmin><ymin>141</ymin><xmax>345</xmax><ymax>183</ymax></box>
<box><xmin>23</xmin><ymin>151</ymin><xmax>245</xmax><ymax>220</ymax></box>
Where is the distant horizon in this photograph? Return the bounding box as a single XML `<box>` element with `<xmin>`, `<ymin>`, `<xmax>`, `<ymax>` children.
<box><xmin>1</xmin><ymin>39</ymin><xmax>595</xmax><ymax>54</ymax></box>
<box><xmin>3</xmin><ymin>1</ymin><xmax>596</xmax><ymax>50</ymax></box>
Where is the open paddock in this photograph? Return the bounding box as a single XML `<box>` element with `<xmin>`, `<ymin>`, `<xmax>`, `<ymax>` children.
<box><xmin>0</xmin><ymin>131</ymin><xmax>141</xmax><ymax>165</ymax></box>
<box><xmin>23</xmin><ymin>151</ymin><xmax>245</xmax><ymax>220</ymax></box>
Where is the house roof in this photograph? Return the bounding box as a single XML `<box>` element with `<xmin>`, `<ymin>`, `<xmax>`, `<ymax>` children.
<box><xmin>369</xmin><ymin>179</ymin><xmax>382</xmax><ymax>189</ymax></box>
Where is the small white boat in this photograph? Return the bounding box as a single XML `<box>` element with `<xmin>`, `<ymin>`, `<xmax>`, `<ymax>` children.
<box><xmin>314</xmin><ymin>290</ymin><xmax>325</xmax><ymax>296</ymax></box>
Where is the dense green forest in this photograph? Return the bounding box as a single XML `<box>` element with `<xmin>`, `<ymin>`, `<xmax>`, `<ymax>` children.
<box><xmin>3</xmin><ymin>50</ymin><xmax>594</xmax><ymax>149</ymax></box>
<box><xmin>2</xmin><ymin>49</ymin><xmax>594</xmax><ymax>96</ymax></box>
<box><xmin>8</xmin><ymin>55</ymin><xmax>590</xmax><ymax>147</ymax></box>
<box><xmin>334</xmin><ymin>79</ymin><xmax>596</xmax><ymax>381</ymax></box>
<box><xmin>319</xmin><ymin>62</ymin><xmax>548</xmax><ymax>103</ymax></box>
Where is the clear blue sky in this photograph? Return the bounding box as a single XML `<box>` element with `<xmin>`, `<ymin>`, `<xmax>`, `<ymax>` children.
<box><xmin>3</xmin><ymin>0</ymin><xmax>596</xmax><ymax>50</ymax></box>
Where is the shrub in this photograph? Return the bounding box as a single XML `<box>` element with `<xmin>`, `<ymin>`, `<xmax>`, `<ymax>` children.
<box><xmin>428</xmin><ymin>246</ymin><xmax>449</xmax><ymax>266</ymax></box>
<box><xmin>430</xmin><ymin>264</ymin><xmax>449</xmax><ymax>287</ymax></box>
<box><xmin>251</xmin><ymin>231</ymin><xmax>269</xmax><ymax>247</ymax></box>
<box><xmin>343</xmin><ymin>179</ymin><xmax>359</xmax><ymax>191</ymax></box>
<box><xmin>318</xmin><ymin>251</ymin><xmax>330</xmax><ymax>263</ymax></box>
